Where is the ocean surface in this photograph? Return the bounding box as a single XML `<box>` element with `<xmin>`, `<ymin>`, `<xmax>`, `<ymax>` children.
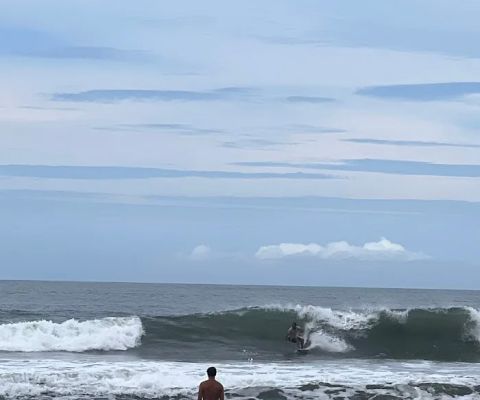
<box><xmin>2</xmin><ymin>281</ymin><xmax>480</xmax><ymax>399</ymax></box>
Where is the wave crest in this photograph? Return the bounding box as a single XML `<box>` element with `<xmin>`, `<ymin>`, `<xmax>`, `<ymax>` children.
<box><xmin>0</xmin><ymin>316</ymin><xmax>143</xmax><ymax>352</ymax></box>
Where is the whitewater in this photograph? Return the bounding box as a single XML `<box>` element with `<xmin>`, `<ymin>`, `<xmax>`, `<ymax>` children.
<box><xmin>2</xmin><ymin>358</ymin><xmax>480</xmax><ymax>399</ymax></box>
<box><xmin>0</xmin><ymin>316</ymin><xmax>143</xmax><ymax>352</ymax></box>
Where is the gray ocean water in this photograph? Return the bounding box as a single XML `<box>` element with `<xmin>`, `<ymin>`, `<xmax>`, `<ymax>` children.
<box><xmin>2</xmin><ymin>280</ymin><xmax>480</xmax><ymax>399</ymax></box>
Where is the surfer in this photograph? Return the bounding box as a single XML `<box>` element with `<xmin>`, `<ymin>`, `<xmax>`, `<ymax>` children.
<box><xmin>198</xmin><ymin>367</ymin><xmax>224</xmax><ymax>400</ymax></box>
<box><xmin>286</xmin><ymin>322</ymin><xmax>305</xmax><ymax>349</ymax></box>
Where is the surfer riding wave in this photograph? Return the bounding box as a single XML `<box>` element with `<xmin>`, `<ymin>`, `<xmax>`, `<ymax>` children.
<box><xmin>285</xmin><ymin>322</ymin><xmax>305</xmax><ymax>349</ymax></box>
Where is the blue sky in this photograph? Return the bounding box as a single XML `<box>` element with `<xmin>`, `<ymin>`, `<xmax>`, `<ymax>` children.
<box><xmin>1</xmin><ymin>0</ymin><xmax>479</xmax><ymax>288</ymax></box>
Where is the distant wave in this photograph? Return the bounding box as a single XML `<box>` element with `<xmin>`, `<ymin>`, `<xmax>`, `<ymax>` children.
<box><xmin>0</xmin><ymin>316</ymin><xmax>143</xmax><ymax>352</ymax></box>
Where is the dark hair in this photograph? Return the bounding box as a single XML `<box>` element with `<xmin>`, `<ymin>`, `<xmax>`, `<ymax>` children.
<box><xmin>207</xmin><ymin>367</ymin><xmax>217</xmax><ymax>377</ymax></box>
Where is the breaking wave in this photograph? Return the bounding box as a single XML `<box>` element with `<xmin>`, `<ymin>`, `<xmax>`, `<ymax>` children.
<box><xmin>138</xmin><ymin>305</ymin><xmax>480</xmax><ymax>361</ymax></box>
<box><xmin>3</xmin><ymin>306</ymin><xmax>480</xmax><ymax>361</ymax></box>
<box><xmin>0</xmin><ymin>316</ymin><xmax>143</xmax><ymax>352</ymax></box>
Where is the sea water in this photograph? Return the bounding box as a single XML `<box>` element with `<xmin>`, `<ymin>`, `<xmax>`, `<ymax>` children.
<box><xmin>1</xmin><ymin>280</ymin><xmax>480</xmax><ymax>399</ymax></box>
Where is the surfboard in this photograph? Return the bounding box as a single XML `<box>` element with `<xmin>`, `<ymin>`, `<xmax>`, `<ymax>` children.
<box><xmin>296</xmin><ymin>348</ymin><xmax>309</xmax><ymax>354</ymax></box>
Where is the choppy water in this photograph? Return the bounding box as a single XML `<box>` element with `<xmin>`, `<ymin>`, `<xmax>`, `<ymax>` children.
<box><xmin>2</xmin><ymin>280</ymin><xmax>480</xmax><ymax>399</ymax></box>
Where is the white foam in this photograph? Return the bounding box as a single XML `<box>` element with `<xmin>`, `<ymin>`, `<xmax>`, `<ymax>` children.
<box><xmin>296</xmin><ymin>304</ymin><xmax>373</xmax><ymax>330</ymax></box>
<box><xmin>306</xmin><ymin>330</ymin><xmax>353</xmax><ymax>352</ymax></box>
<box><xmin>0</xmin><ymin>358</ymin><xmax>478</xmax><ymax>399</ymax></box>
<box><xmin>0</xmin><ymin>316</ymin><xmax>143</xmax><ymax>352</ymax></box>
<box><xmin>264</xmin><ymin>303</ymin><xmax>412</xmax><ymax>329</ymax></box>
<box><xmin>264</xmin><ymin>303</ymin><xmax>375</xmax><ymax>330</ymax></box>
<box><xmin>386</xmin><ymin>309</ymin><xmax>411</xmax><ymax>324</ymax></box>
<box><xmin>262</xmin><ymin>304</ymin><xmax>417</xmax><ymax>353</ymax></box>
<box><xmin>465</xmin><ymin>307</ymin><xmax>480</xmax><ymax>342</ymax></box>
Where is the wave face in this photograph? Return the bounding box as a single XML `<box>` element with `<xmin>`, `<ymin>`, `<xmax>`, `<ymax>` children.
<box><xmin>3</xmin><ymin>306</ymin><xmax>480</xmax><ymax>361</ymax></box>
<box><xmin>138</xmin><ymin>305</ymin><xmax>480</xmax><ymax>361</ymax></box>
<box><xmin>0</xmin><ymin>317</ymin><xmax>143</xmax><ymax>352</ymax></box>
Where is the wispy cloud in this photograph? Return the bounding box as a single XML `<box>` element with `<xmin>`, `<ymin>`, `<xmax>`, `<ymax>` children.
<box><xmin>0</xmin><ymin>27</ymin><xmax>151</xmax><ymax>62</ymax></box>
<box><xmin>234</xmin><ymin>161</ymin><xmax>292</xmax><ymax>168</ymax></box>
<box><xmin>236</xmin><ymin>159</ymin><xmax>480</xmax><ymax>178</ymax></box>
<box><xmin>255</xmin><ymin>35</ymin><xmax>322</xmax><ymax>46</ymax></box>
<box><xmin>3</xmin><ymin>190</ymin><xmax>478</xmax><ymax>215</ymax></box>
<box><xmin>286</xmin><ymin>124</ymin><xmax>346</xmax><ymax>134</ymax></box>
<box><xmin>0</xmin><ymin>165</ymin><xmax>334</xmax><ymax>180</ymax></box>
<box><xmin>285</xmin><ymin>96</ymin><xmax>335</xmax><ymax>103</ymax></box>
<box><xmin>356</xmin><ymin>82</ymin><xmax>480</xmax><ymax>101</ymax></box>
<box><xmin>344</xmin><ymin>138</ymin><xmax>480</xmax><ymax>149</ymax></box>
<box><xmin>221</xmin><ymin>138</ymin><xmax>298</xmax><ymax>149</ymax></box>
<box><xmin>96</xmin><ymin>123</ymin><xmax>224</xmax><ymax>135</ymax></box>
<box><xmin>18</xmin><ymin>105</ymin><xmax>78</xmax><ymax>111</ymax></box>
<box><xmin>255</xmin><ymin>238</ymin><xmax>428</xmax><ymax>261</ymax></box>
<box><xmin>256</xmin><ymin>10</ymin><xmax>480</xmax><ymax>60</ymax></box>
<box><xmin>39</xmin><ymin>46</ymin><xmax>152</xmax><ymax>62</ymax></box>
<box><xmin>52</xmin><ymin>87</ymin><xmax>255</xmax><ymax>102</ymax></box>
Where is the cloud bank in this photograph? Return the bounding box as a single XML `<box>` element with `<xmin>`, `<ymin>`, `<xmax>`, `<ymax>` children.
<box><xmin>255</xmin><ymin>238</ymin><xmax>428</xmax><ymax>261</ymax></box>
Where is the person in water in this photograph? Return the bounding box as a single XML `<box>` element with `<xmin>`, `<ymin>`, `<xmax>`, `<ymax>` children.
<box><xmin>198</xmin><ymin>367</ymin><xmax>224</xmax><ymax>400</ymax></box>
<box><xmin>286</xmin><ymin>322</ymin><xmax>305</xmax><ymax>349</ymax></box>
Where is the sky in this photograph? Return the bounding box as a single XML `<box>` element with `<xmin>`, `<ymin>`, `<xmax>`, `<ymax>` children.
<box><xmin>1</xmin><ymin>0</ymin><xmax>480</xmax><ymax>288</ymax></box>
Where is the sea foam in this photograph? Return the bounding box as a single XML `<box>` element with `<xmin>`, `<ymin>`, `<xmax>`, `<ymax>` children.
<box><xmin>0</xmin><ymin>358</ymin><xmax>479</xmax><ymax>399</ymax></box>
<box><xmin>0</xmin><ymin>316</ymin><xmax>143</xmax><ymax>352</ymax></box>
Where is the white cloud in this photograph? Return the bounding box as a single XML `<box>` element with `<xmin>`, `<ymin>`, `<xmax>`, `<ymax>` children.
<box><xmin>255</xmin><ymin>238</ymin><xmax>429</xmax><ymax>261</ymax></box>
<box><xmin>189</xmin><ymin>244</ymin><xmax>212</xmax><ymax>261</ymax></box>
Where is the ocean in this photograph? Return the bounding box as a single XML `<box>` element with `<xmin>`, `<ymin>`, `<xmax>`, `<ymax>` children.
<box><xmin>1</xmin><ymin>281</ymin><xmax>480</xmax><ymax>399</ymax></box>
